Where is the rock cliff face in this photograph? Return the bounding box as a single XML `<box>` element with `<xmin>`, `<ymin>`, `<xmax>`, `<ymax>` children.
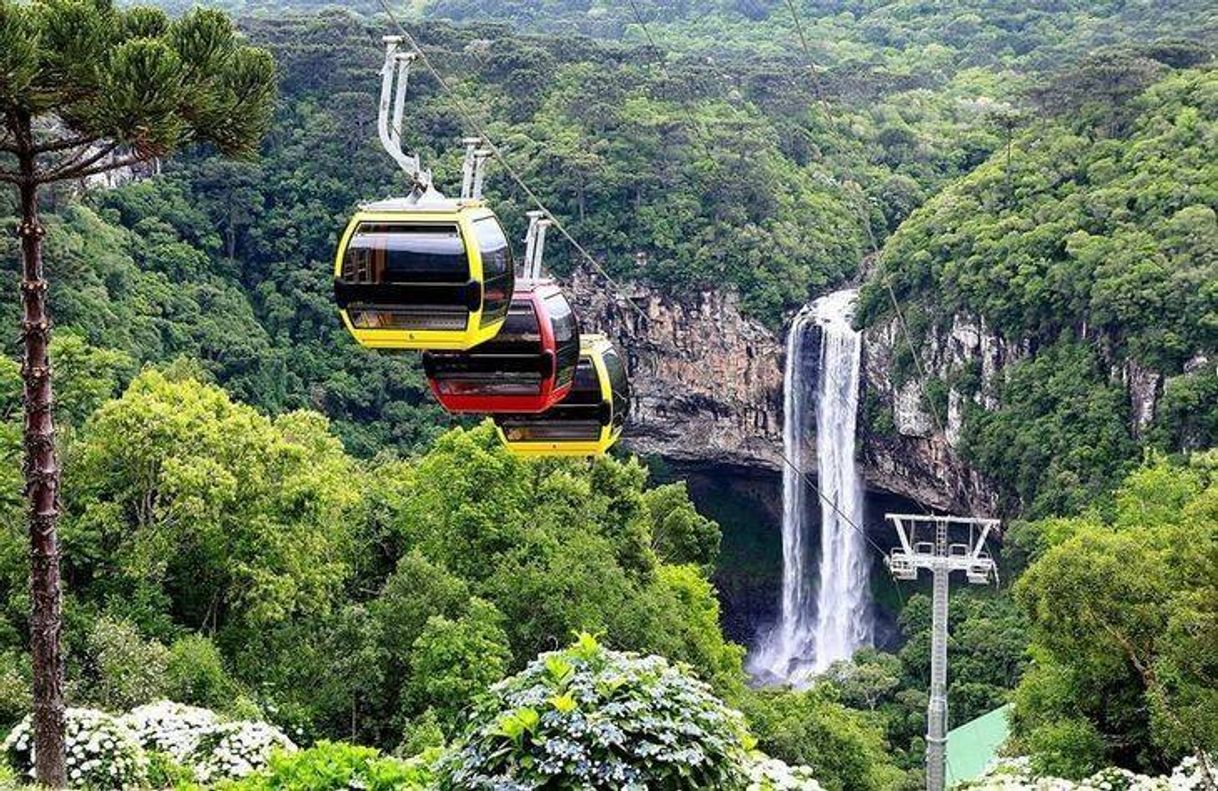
<box><xmin>570</xmin><ymin>275</ymin><xmax>1170</xmax><ymax>516</ymax></box>
<box><xmin>568</xmin><ymin>273</ymin><xmax>996</xmax><ymax>509</ymax></box>
<box><xmin>569</xmin><ymin>271</ymin><xmax>785</xmax><ymax>469</ymax></box>
<box><xmin>859</xmin><ymin>315</ymin><xmax>1026</xmax><ymax>515</ymax></box>
<box><xmin>569</xmin><ymin>273</ymin><xmax>990</xmax><ymax>510</ymax></box>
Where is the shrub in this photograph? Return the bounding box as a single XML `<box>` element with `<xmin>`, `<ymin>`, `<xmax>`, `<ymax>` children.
<box><xmin>80</xmin><ymin>617</ymin><xmax>169</xmax><ymax>712</ymax></box>
<box><xmin>405</xmin><ymin>598</ymin><xmax>511</xmax><ymax>733</ymax></box>
<box><xmin>440</xmin><ymin>634</ymin><xmax>811</xmax><ymax>790</ymax></box>
<box><xmin>960</xmin><ymin>754</ymin><xmax>1217</xmax><ymax>789</ymax></box>
<box><xmin>0</xmin><ymin>653</ymin><xmax>30</xmax><ymax>733</ymax></box>
<box><xmin>145</xmin><ymin>750</ymin><xmax>195</xmax><ymax>788</ymax></box>
<box><xmin>122</xmin><ymin>700</ymin><xmax>295</xmax><ymax>784</ymax></box>
<box><xmin>226</xmin><ymin>740</ymin><xmax>437</xmax><ymax>790</ymax></box>
<box><xmin>2</xmin><ymin>707</ymin><xmax>148</xmax><ymax>789</ymax></box>
<box><xmin>192</xmin><ymin>719</ymin><xmax>297</xmax><ymax>783</ymax></box>
<box><xmin>165</xmin><ymin>635</ymin><xmax>240</xmax><ymax>712</ymax></box>
<box><xmin>123</xmin><ymin>701</ymin><xmax>220</xmax><ymax>766</ymax></box>
<box><xmin>397</xmin><ymin>709</ymin><xmax>446</xmax><ymax>757</ymax></box>
<box><xmin>746</xmin><ymin>755</ymin><xmax>826</xmax><ymax>790</ymax></box>
<box><xmin>740</xmin><ymin>687</ymin><xmax>904</xmax><ymax>791</ymax></box>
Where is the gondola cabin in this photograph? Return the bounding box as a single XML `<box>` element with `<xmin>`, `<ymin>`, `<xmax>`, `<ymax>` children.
<box><xmin>333</xmin><ymin>198</ymin><xmax>514</xmax><ymax>350</ymax></box>
<box><xmin>422</xmin><ymin>280</ymin><xmax>581</xmax><ymax>414</ymax></box>
<box><xmin>495</xmin><ymin>334</ymin><xmax>630</xmax><ymax>457</ymax></box>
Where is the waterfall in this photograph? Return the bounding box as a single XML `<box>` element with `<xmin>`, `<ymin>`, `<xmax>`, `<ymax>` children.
<box><xmin>748</xmin><ymin>289</ymin><xmax>871</xmax><ymax>686</ymax></box>
<box><xmin>808</xmin><ymin>289</ymin><xmax>871</xmax><ymax>673</ymax></box>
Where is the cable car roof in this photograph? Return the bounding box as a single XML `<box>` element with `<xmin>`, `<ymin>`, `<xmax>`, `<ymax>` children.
<box><xmin>360</xmin><ymin>195</ymin><xmax>488</xmax><ymax>214</ymax></box>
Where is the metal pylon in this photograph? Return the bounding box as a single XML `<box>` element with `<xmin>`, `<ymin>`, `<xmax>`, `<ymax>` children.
<box><xmin>885</xmin><ymin>514</ymin><xmax>1000</xmax><ymax>791</ymax></box>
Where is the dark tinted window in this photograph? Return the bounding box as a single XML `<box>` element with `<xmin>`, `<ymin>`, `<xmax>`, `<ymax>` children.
<box><xmin>545</xmin><ymin>294</ymin><xmax>579</xmax><ymax>388</ymax></box>
<box><xmin>498</xmin><ymin>420</ymin><xmax>602</xmax><ymax>442</ymax></box>
<box><xmin>601</xmin><ymin>348</ymin><xmax>630</xmax><ymax>429</ymax></box>
<box><xmin>494</xmin><ymin>356</ymin><xmax>606</xmax><ymax>442</ymax></box>
<box><xmin>564</xmin><ymin>359</ymin><xmax>602</xmax><ymax>405</ymax></box>
<box><xmin>482</xmin><ymin>302</ymin><xmax>541</xmax><ymax>354</ymax></box>
<box><xmin>348</xmin><ymin>308</ymin><xmax>466</xmax><ymax>331</ymax></box>
<box><xmin>427</xmin><ymin>301</ymin><xmax>544</xmax><ymax>395</ymax></box>
<box><xmin>343</xmin><ymin>223</ymin><xmax>468</xmax><ymax>284</ymax></box>
<box><xmin>475</xmin><ymin>217</ymin><xmax>513</xmax><ymax>327</ymax></box>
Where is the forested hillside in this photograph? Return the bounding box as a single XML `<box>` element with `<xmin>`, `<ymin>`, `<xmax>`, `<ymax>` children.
<box><xmin>861</xmin><ymin>63</ymin><xmax>1218</xmax><ymax>516</ymax></box>
<box><xmin>12</xmin><ymin>2</ymin><xmax>1216</xmax><ymax>459</ymax></box>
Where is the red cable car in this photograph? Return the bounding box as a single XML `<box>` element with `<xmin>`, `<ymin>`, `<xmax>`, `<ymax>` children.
<box><xmin>422</xmin><ymin>279</ymin><xmax>581</xmax><ymax>414</ymax></box>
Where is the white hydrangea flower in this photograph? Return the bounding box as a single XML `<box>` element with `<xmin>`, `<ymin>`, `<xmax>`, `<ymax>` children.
<box><xmin>191</xmin><ymin>717</ymin><xmax>297</xmax><ymax>783</ymax></box>
<box><xmin>2</xmin><ymin>707</ymin><xmax>148</xmax><ymax>789</ymax></box>
<box><xmin>121</xmin><ymin>699</ymin><xmax>295</xmax><ymax>783</ymax></box>
<box><xmin>962</xmin><ymin>754</ymin><xmax>1215</xmax><ymax>791</ymax></box>
<box><xmin>122</xmin><ymin>699</ymin><xmax>221</xmax><ymax>765</ymax></box>
<box><xmin>746</xmin><ymin>754</ymin><xmax>826</xmax><ymax>791</ymax></box>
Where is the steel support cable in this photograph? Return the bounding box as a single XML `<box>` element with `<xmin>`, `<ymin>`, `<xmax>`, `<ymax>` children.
<box><xmin>370</xmin><ymin>1</ymin><xmax>902</xmax><ymax>574</ymax></box>
<box><xmin>628</xmin><ymin>0</ymin><xmax>906</xmax><ymax>443</ymax></box>
<box><xmin>625</xmin><ymin>0</ymin><xmax>661</xmax><ymax>51</ymax></box>
<box><xmin>779</xmin><ymin>11</ymin><xmax>967</xmax><ymax>783</ymax></box>
<box><xmin>372</xmin><ymin>0</ymin><xmax>649</xmax><ymax>322</ymax></box>
<box><xmin>621</xmin><ymin>0</ymin><xmax>902</xmax><ymax>564</ymax></box>
<box><xmin>781</xmin><ymin>0</ymin><xmax>828</xmax><ymax>108</ymax></box>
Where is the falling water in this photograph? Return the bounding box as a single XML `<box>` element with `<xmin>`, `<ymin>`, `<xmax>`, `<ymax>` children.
<box><xmin>748</xmin><ymin>289</ymin><xmax>871</xmax><ymax>686</ymax></box>
<box><xmin>808</xmin><ymin>289</ymin><xmax>872</xmax><ymax>673</ymax></box>
<box><xmin>747</xmin><ymin>308</ymin><xmax>817</xmax><ymax>684</ymax></box>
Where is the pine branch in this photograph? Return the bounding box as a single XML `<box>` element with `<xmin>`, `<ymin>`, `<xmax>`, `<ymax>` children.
<box><xmin>0</xmin><ymin>170</ymin><xmax>20</xmax><ymax>185</ymax></box>
<box><xmin>40</xmin><ymin>152</ymin><xmax>147</xmax><ymax>184</ymax></box>
<box><xmin>38</xmin><ymin>143</ymin><xmax>119</xmax><ymax>183</ymax></box>
<box><xmin>34</xmin><ymin>135</ymin><xmax>102</xmax><ymax>155</ymax></box>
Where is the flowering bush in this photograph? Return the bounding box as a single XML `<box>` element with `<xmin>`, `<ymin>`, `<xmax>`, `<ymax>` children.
<box><xmin>440</xmin><ymin>634</ymin><xmax>817</xmax><ymax>790</ymax></box>
<box><xmin>960</xmin><ymin>754</ymin><xmax>1218</xmax><ymax>790</ymax></box>
<box><xmin>2</xmin><ymin>707</ymin><xmax>147</xmax><ymax>789</ymax></box>
<box><xmin>746</xmin><ymin>754</ymin><xmax>825</xmax><ymax>790</ymax></box>
<box><xmin>192</xmin><ymin>719</ymin><xmax>297</xmax><ymax>783</ymax></box>
<box><xmin>119</xmin><ymin>699</ymin><xmax>294</xmax><ymax>783</ymax></box>
<box><xmin>122</xmin><ymin>700</ymin><xmax>220</xmax><ymax>765</ymax></box>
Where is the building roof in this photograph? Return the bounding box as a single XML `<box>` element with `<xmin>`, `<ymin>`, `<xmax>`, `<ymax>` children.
<box><xmin>947</xmin><ymin>704</ymin><xmax>1011</xmax><ymax>787</ymax></box>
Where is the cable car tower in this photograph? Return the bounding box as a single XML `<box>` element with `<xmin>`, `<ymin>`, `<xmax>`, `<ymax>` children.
<box><xmin>885</xmin><ymin>514</ymin><xmax>1000</xmax><ymax>791</ymax></box>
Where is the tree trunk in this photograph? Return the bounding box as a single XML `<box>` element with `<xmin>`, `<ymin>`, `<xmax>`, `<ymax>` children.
<box><xmin>15</xmin><ymin>112</ymin><xmax>67</xmax><ymax>788</ymax></box>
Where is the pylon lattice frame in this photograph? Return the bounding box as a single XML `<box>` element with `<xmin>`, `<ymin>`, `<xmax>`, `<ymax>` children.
<box><xmin>885</xmin><ymin>514</ymin><xmax>1000</xmax><ymax>791</ymax></box>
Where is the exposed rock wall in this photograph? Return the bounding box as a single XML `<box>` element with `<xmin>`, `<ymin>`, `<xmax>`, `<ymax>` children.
<box><xmin>568</xmin><ymin>270</ymin><xmax>785</xmax><ymax>469</ymax></box>
<box><xmin>860</xmin><ymin>315</ymin><xmax>1027</xmax><ymax>515</ymax></box>
<box><xmin>570</xmin><ymin>275</ymin><xmax>1175</xmax><ymax>516</ymax></box>
<box><xmin>569</xmin><ymin>272</ymin><xmax>1005</xmax><ymax>512</ymax></box>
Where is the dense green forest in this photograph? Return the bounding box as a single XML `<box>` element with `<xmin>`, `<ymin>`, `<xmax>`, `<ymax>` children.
<box><xmin>861</xmin><ymin>61</ymin><xmax>1218</xmax><ymax>516</ymax></box>
<box><xmin>0</xmin><ymin>0</ymin><xmax>1215</xmax><ymax>788</ymax></box>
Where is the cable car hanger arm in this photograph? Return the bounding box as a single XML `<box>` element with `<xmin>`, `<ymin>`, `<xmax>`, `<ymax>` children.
<box><xmin>380</xmin><ymin>37</ymin><xmax>495</xmax><ymax>204</ymax></box>
<box><xmin>522</xmin><ymin>210</ymin><xmax>554</xmax><ymax>281</ymax></box>
<box><xmin>379</xmin><ymin>36</ymin><xmax>432</xmax><ymax>194</ymax></box>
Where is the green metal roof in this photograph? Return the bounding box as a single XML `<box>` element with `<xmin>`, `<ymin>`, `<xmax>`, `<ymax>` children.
<box><xmin>947</xmin><ymin>704</ymin><xmax>1011</xmax><ymax>787</ymax></box>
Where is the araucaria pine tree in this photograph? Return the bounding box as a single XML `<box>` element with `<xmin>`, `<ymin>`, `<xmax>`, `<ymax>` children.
<box><xmin>0</xmin><ymin>2</ymin><xmax>274</xmax><ymax>785</ymax></box>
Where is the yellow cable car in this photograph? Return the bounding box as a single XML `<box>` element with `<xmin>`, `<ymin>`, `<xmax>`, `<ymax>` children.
<box><xmin>333</xmin><ymin>197</ymin><xmax>514</xmax><ymax>350</ymax></box>
<box><xmin>495</xmin><ymin>334</ymin><xmax>630</xmax><ymax>457</ymax></box>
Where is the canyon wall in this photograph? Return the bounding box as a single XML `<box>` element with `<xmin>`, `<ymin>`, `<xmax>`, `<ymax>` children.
<box><xmin>569</xmin><ymin>270</ymin><xmax>785</xmax><ymax>470</ymax></box>
<box><xmin>572</xmin><ymin>274</ymin><xmax>1173</xmax><ymax>517</ymax></box>
<box><xmin>570</xmin><ymin>273</ymin><xmax>990</xmax><ymax>511</ymax></box>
